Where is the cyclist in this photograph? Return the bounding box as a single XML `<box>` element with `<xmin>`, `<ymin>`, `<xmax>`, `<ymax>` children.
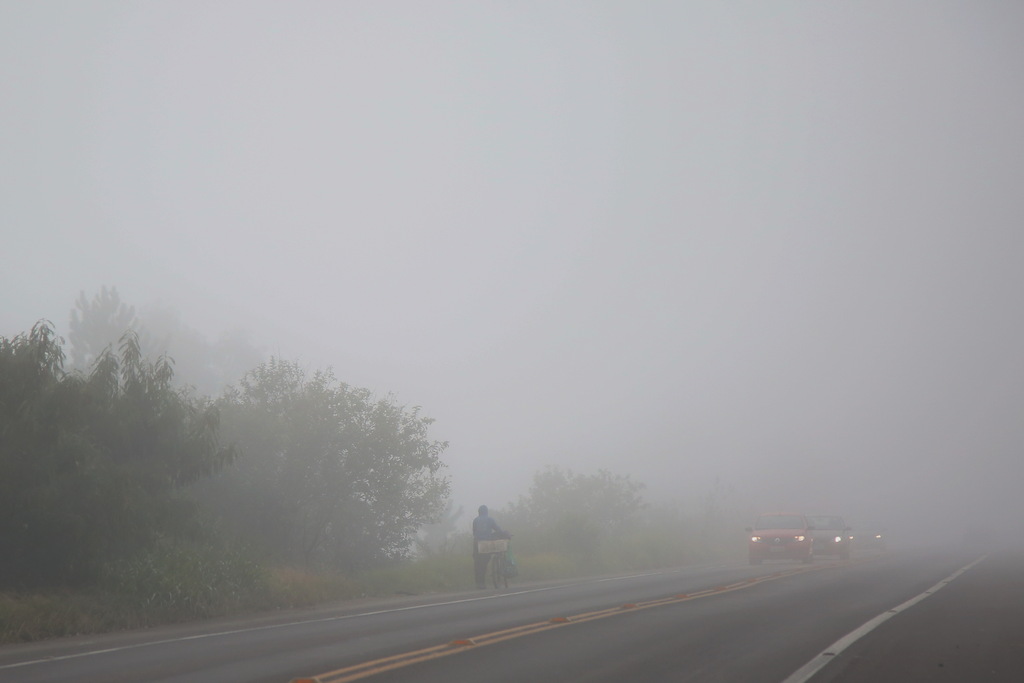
<box><xmin>472</xmin><ymin>505</ymin><xmax>509</xmax><ymax>589</ymax></box>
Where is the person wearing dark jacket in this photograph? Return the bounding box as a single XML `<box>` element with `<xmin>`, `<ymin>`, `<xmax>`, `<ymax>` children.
<box><xmin>472</xmin><ymin>505</ymin><xmax>508</xmax><ymax>588</ymax></box>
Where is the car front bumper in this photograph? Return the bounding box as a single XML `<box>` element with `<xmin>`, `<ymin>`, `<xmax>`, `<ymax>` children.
<box><xmin>749</xmin><ymin>539</ymin><xmax>812</xmax><ymax>561</ymax></box>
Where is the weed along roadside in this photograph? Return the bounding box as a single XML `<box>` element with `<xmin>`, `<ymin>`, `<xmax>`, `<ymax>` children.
<box><xmin>0</xmin><ymin>524</ymin><xmax>742</xmax><ymax>645</ymax></box>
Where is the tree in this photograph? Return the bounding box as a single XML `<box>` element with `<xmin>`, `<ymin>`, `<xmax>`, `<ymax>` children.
<box><xmin>199</xmin><ymin>358</ymin><xmax>450</xmax><ymax>570</ymax></box>
<box><xmin>68</xmin><ymin>287</ymin><xmax>264</xmax><ymax>397</ymax></box>
<box><xmin>67</xmin><ymin>286</ymin><xmax>140</xmax><ymax>371</ymax></box>
<box><xmin>138</xmin><ymin>302</ymin><xmax>263</xmax><ymax>397</ymax></box>
<box><xmin>416</xmin><ymin>501</ymin><xmax>465</xmax><ymax>557</ymax></box>
<box><xmin>504</xmin><ymin>466</ymin><xmax>646</xmax><ymax>560</ymax></box>
<box><xmin>0</xmin><ymin>322</ymin><xmax>235</xmax><ymax>587</ymax></box>
<box><xmin>510</xmin><ymin>466</ymin><xmax>646</xmax><ymax>534</ymax></box>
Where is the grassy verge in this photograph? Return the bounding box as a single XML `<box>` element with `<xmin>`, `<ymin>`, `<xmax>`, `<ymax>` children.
<box><xmin>0</xmin><ymin>591</ymin><xmax>129</xmax><ymax>643</ymax></box>
<box><xmin>0</xmin><ymin>566</ymin><xmax>355</xmax><ymax>644</ymax></box>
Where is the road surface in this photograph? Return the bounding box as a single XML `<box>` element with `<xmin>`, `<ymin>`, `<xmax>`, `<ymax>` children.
<box><xmin>1</xmin><ymin>547</ymin><xmax>1019</xmax><ymax>683</ymax></box>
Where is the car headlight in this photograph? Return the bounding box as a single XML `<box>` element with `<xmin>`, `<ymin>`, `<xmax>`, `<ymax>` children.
<box><xmin>751</xmin><ymin>536</ymin><xmax>763</xmax><ymax>542</ymax></box>
<box><xmin>875</xmin><ymin>534</ymin><xmax>882</xmax><ymax>539</ymax></box>
<box><xmin>834</xmin><ymin>536</ymin><xmax>843</xmax><ymax>543</ymax></box>
<box><xmin>794</xmin><ymin>535</ymin><xmax>806</xmax><ymax>542</ymax></box>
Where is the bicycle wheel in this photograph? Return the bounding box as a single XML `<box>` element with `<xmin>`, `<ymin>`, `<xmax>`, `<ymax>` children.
<box><xmin>491</xmin><ymin>553</ymin><xmax>507</xmax><ymax>589</ymax></box>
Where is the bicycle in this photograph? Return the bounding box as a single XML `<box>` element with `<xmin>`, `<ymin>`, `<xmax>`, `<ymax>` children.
<box><xmin>477</xmin><ymin>536</ymin><xmax>512</xmax><ymax>589</ymax></box>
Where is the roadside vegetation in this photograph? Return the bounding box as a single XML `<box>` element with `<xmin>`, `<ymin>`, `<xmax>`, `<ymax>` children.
<box><xmin>0</xmin><ymin>289</ymin><xmax>745</xmax><ymax>645</ymax></box>
<box><xmin>0</xmin><ymin>508</ymin><xmax>743</xmax><ymax>644</ymax></box>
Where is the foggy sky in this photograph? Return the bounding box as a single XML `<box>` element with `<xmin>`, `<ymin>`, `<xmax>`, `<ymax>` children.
<box><xmin>3</xmin><ymin>1</ymin><xmax>1023</xmax><ymax>536</ymax></box>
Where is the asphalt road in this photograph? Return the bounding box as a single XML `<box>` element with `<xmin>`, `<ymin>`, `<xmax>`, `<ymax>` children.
<box><xmin>0</xmin><ymin>547</ymin><xmax>1017</xmax><ymax>683</ymax></box>
<box><xmin>800</xmin><ymin>548</ymin><xmax>1024</xmax><ymax>683</ymax></box>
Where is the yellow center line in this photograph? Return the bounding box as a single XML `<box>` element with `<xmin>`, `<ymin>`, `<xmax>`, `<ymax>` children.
<box><xmin>289</xmin><ymin>558</ymin><xmax>871</xmax><ymax>683</ymax></box>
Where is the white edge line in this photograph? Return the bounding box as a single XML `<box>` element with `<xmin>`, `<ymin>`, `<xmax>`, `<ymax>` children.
<box><xmin>780</xmin><ymin>554</ymin><xmax>988</xmax><ymax>683</ymax></box>
<box><xmin>594</xmin><ymin>571</ymin><xmax>663</xmax><ymax>583</ymax></box>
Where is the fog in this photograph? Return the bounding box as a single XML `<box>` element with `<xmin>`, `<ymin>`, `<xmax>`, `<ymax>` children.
<box><xmin>3</xmin><ymin>2</ymin><xmax>1023</xmax><ymax>543</ymax></box>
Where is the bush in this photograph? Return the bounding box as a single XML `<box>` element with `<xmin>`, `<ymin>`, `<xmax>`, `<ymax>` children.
<box><xmin>263</xmin><ymin>567</ymin><xmax>362</xmax><ymax>607</ymax></box>
<box><xmin>0</xmin><ymin>591</ymin><xmax>119</xmax><ymax>642</ymax></box>
<box><xmin>514</xmin><ymin>552</ymin><xmax>580</xmax><ymax>581</ymax></box>
<box><xmin>356</xmin><ymin>554</ymin><xmax>475</xmax><ymax>595</ymax></box>
<box><xmin>99</xmin><ymin>537</ymin><xmax>269</xmax><ymax>622</ymax></box>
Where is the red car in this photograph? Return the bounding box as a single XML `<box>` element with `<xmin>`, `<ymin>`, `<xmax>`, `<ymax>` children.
<box><xmin>746</xmin><ymin>512</ymin><xmax>814</xmax><ymax>565</ymax></box>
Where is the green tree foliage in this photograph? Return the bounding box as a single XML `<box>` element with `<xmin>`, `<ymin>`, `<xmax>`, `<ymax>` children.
<box><xmin>201</xmin><ymin>359</ymin><xmax>450</xmax><ymax>571</ymax></box>
<box><xmin>68</xmin><ymin>287</ymin><xmax>263</xmax><ymax>396</ymax></box>
<box><xmin>138</xmin><ymin>302</ymin><xmax>263</xmax><ymax>397</ymax></box>
<box><xmin>511</xmin><ymin>466</ymin><xmax>646</xmax><ymax>534</ymax></box>
<box><xmin>503</xmin><ymin>467</ymin><xmax>646</xmax><ymax>562</ymax></box>
<box><xmin>415</xmin><ymin>502</ymin><xmax>465</xmax><ymax>557</ymax></box>
<box><xmin>0</xmin><ymin>322</ymin><xmax>235</xmax><ymax>588</ymax></box>
<box><xmin>68</xmin><ymin>286</ymin><xmax>140</xmax><ymax>371</ymax></box>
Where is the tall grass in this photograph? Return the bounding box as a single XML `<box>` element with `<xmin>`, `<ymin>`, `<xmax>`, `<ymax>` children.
<box><xmin>99</xmin><ymin>537</ymin><xmax>269</xmax><ymax>621</ymax></box>
<box><xmin>356</xmin><ymin>554</ymin><xmax>474</xmax><ymax>596</ymax></box>
<box><xmin>1</xmin><ymin>517</ymin><xmax>745</xmax><ymax>644</ymax></box>
<box><xmin>0</xmin><ymin>591</ymin><xmax>125</xmax><ymax>643</ymax></box>
<box><xmin>1</xmin><ymin>537</ymin><xmax>353</xmax><ymax>643</ymax></box>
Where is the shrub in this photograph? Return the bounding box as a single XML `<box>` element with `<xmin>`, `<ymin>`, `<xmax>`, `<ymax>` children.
<box><xmin>356</xmin><ymin>554</ymin><xmax>475</xmax><ymax>596</ymax></box>
<box><xmin>263</xmin><ymin>567</ymin><xmax>362</xmax><ymax>607</ymax></box>
<box><xmin>99</xmin><ymin>537</ymin><xmax>268</xmax><ymax>622</ymax></box>
<box><xmin>0</xmin><ymin>591</ymin><xmax>120</xmax><ymax>643</ymax></box>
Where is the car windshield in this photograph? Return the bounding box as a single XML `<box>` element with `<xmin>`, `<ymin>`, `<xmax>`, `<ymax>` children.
<box><xmin>806</xmin><ymin>515</ymin><xmax>845</xmax><ymax>529</ymax></box>
<box><xmin>755</xmin><ymin>515</ymin><xmax>804</xmax><ymax>529</ymax></box>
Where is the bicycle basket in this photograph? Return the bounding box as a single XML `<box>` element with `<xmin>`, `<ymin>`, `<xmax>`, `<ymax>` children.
<box><xmin>477</xmin><ymin>539</ymin><xmax>509</xmax><ymax>554</ymax></box>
